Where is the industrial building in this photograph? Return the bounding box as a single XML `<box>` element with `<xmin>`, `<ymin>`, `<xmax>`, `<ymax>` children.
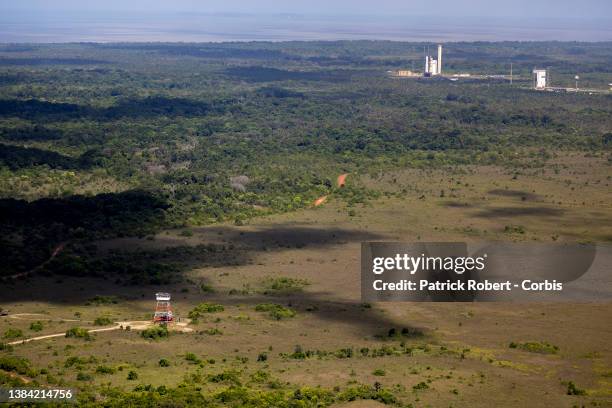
<box><xmin>533</xmin><ymin>69</ymin><xmax>548</xmax><ymax>89</ymax></box>
<box><xmin>425</xmin><ymin>44</ymin><xmax>443</xmax><ymax>77</ymax></box>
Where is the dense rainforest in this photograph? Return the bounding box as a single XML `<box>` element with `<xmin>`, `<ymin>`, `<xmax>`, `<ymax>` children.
<box><xmin>0</xmin><ymin>41</ymin><xmax>611</xmax><ymax>278</ymax></box>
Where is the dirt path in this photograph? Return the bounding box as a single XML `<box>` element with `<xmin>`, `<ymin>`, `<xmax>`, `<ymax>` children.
<box><xmin>8</xmin><ymin>313</ymin><xmax>83</xmax><ymax>322</ymax></box>
<box><xmin>5</xmin><ymin>242</ymin><xmax>66</xmax><ymax>280</ymax></box>
<box><xmin>7</xmin><ymin>319</ymin><xmax>193</xmax><ymax>346</ymax></box>
<box><xmin>313</xmin><ymin>173</ymin><xmax>348</xmax><ymax>207</ymax></box>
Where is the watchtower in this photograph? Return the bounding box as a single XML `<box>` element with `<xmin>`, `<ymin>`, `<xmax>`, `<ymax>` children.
<box><xmin>153</xmin><ymin>292</ymin><xmax>174</xmax><ymax>324</ymax></box>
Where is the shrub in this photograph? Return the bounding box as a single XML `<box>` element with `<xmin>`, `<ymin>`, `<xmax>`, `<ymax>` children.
<box><xmin>3</xmin><ymin>328</ymin><xmax>23</xmax><ymax>339</ymax></box>
<box><xmin>188</xmin><ymin>303</ymin><xmax>225</xmax><ymax>321</ymax></box>
<box><xmin>202</xmin><ymin>328</ymin><xmax>223</xmax><ymax>336</ymax></box>
<box><xmin>95</xmin><ymin>365</ymin><xmax>116</xmax><ymax>374</ymax></box>
<box><xmin>387</xmin><ymin>327</ymin><xmax>424</xmax><ymax>338</ymax></box>
<box><xmin>509</xmin><ymin>341</ymin><xmax>559</xmax><ymax>354</ymax></box>
<box><xmin>141</xmin><ymin>325</ymin><xmax>169</xmax><ymax>340</ymax></box>
<box><xmin>93</xmin><ymin>316</ymin><xmax>113</xmax><ymax>326</ymax></box>
<box><xmin>200</xmin><ymin>284</ymin><xmax>215</xmax><ymax>293</ymax></box>
<box><xmin>207</xmin><ymin>370</ymin><xmax>241</xmax><ymax>385</ymax></box>
<box><xmin>261</xmin><ymin>277</ymin><xmax>310</xmax><ymax>294</ymax></box>
<box><xmin>29</xmin><ymin>321</ymin><xmax>44</xmax><ymax>332</ymax></box>
<box><xmin>65</xmin><ymin>327</ymin><xmax>91</xmax><ymax>340</ymax></box>
<box><xmin>337</xmin><ymin>384</ymin><xmax>397</xmax><ymax>405</ymax></box>
<box><xmin>504</xmin><ymin>225</ymin><xmax>526</xmax><ymax>234</ymax></box>
<box><xmin>76</xmin><ymin>372</ymin><xmax>93</xmax><ymax>381</ymax></box>
<box><xmin>0</xmin><ymin>356</ymin><xmax>31</xmax><ymax>375</ymax></box>
<box><xmin>372</xmin><ymin>369</ymin><xmax>386</xmax><ymax>376</ymax></box>
<box><xmin>250</xmin><ymin>370</ymin><xmax>270</xmax><ymax>383</ymax></box>
<box><xmin>65</xmin><ymin>356</ymin><xmax>97</xmax><ymax>368</ymax></box>
<box><xmin>257</xmin><ymin>352</ymin><xmax>268</xmax><ymax>362</ymax></box>
<box><xmin>254</xmin><ymin>303</ymin><xmax>296</xmax><ymax>320</ymax></box>
<box><xmin>185</xmin><ymin>353</ymin><xmax>201</xmax><ymax>364</ymax></box>
<box><xmin>413</xmin><ymin>382</ymin><xmax>429</xmax><ymax>391</ymax></box>
<box><xmin>127</xmin><ymin>370</ymin><xmax>138</xmax><ymax>380</ymax></box>
<box><xmin>158</xmin><ymin>359</ymin><xmax>170</xmax><ymax>367</ymax></box>
<box><xmin>335</xmin><ymin>348</ymin><xmax>353</xmax><ymax>359</ymax></box>
<box><xmin>566</xmin><ymin>381</ymin><xmax>587</xmax><ymax>396</ymax></box>
<box><xmin>0</xmin><ymin>343</ymin><xmax>13</xmax><ymax>352</ymax></box>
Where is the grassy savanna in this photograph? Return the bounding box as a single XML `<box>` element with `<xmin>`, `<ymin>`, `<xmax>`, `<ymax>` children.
<box><xmin>0</xmin><ymin>41</ymin><xmax>611</xmax><ymax>406</ymax></box>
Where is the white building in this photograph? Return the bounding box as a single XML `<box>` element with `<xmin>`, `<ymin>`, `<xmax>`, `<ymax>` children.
<box><xmin>533</xmin><ymin>69</ymin><xmax>547</xmax><ymax>90</ymax></box>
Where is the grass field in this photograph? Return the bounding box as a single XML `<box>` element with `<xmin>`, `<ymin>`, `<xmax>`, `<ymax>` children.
<box><xmin>1</xmin><ymin>151</ymin><xmax>610</xmax><ymax>407</ymax></box>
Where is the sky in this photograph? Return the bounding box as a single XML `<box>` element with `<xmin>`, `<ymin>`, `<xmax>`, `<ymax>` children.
<box><xmin>2</xmin><ymin>0</ymin><xmax>611</xmax><ymax>20</ymax></box>
<box><xmin>1</xmin><ymin>1</ymin><xmax>610</xmax><ymax>42</ymax></box>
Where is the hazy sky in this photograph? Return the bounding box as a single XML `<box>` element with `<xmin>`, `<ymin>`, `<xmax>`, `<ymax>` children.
<box><xmin>2</xmin><ymin>0</ymin><xmax>611</xmax><ymax>20</ymax></box>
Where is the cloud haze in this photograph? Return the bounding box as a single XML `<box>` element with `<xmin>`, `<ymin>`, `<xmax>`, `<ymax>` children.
<box><xmin>2</xmin><ymin>0</ymin><xmax>611</xmax><ymax>20</ymax></box>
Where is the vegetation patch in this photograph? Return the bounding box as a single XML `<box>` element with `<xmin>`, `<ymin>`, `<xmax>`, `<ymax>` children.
<box><xmin>188</xmin><ymin>303</ymin><xmax>225</xmax><ymax>322</ymax></box>
<box><xmin>141</xmin><ymin>325</ymin><xmax>169</xmax><ymax>340</ymax></box>
<box><xmin>566</xmin><ymin>381</ymin><xmax>587</xmax><ymax>396</ymax></box>
<box><xmin>509</xmin><ymin>341</ymin><xmax>559</xmax><ymax>354</ymax></box>
<box><xmin>65</xmin><ymin>327</ymin><xmax>91</xmax><ymax>340</ymax></box>
<box><xmin>254</xmin><ymin>303</ymin><xmax>296</xmax><ymax>320</ymax></box>
<box><xmin>261</xmin><ymin>276</ymin><xmax>310</xmax><ymax>294</ymax></box>
<box><xmin>93</xmin><ymin>316</ymin><xmax>114</xmax><ymax>326</ymax></box>
<box><xmin>29</xmin><ymin>321</ymin><xmax>44</xmax><ymax>332</ymax></box>
<box><xmin>86</xmin><ymin>295</ymin><xmax>119</xmax><ymax>305</ymax></box>
<box><xmin>207</xmin><ymin>370</ymin><xmax>242</xmax><ymax>385</ymax></box>
<box><xmin>0</xmin><ymin>356</ymin><xmax>32</xmax><ymax>376</ymax></box>
<box><xmin>3</xmin><ymin>328</ymin><xmax>23</xmax><ymax>339</ymax></box>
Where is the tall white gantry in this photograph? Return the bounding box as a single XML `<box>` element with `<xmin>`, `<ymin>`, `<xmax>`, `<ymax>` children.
<box><xmin>533</xmin><ymin>69</ymin><xmax>547</xmax><ymax>90</ymax></box>
<box><xmin>424</xmin><ymin>44</ymin><xmax>443</xmax><ymax>76</ymax></box>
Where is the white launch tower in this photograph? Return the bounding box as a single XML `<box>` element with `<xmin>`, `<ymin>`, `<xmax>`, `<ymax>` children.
<box><xmin>425</xmin><ymin>44</ymin><xmax>443</xmax><ymax>77</ymax></box>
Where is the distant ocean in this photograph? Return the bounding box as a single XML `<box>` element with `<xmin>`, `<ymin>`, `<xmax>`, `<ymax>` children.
<box><xmin>0</xmin><ymin>13</ymin><xmax>610</xmax><ymax>43</ymax></box>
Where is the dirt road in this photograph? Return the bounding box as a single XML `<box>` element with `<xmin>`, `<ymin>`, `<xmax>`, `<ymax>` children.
<box><xmin>6</xmin><ymin>318</ymin><xmax>193</xmax><ymax>346</ymax></box>
<box><xmin>313</xmin><ymin>173</ymin><xmax>348</xmax><ymax>207</ymax></box>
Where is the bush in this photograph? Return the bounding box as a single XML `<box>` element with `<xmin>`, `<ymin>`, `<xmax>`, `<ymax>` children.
<box><xmin>185</xmin><ymin>353</ymin><xmax>201</xmax><ymax>364</ymax></box>
<box><xmin>337</xmin><ymin>384</ymin><xmax>397</xmax><ymax>405</ymax></box>
<box><xmin>127</xmin><ymin>370</ymin><xmax>138</xmax><ymax>380</ymax></box>
<box><xmin>29</xmin><ymin>321</ymin><xmax>44</xmax><ymax>332</ymax></box>
<box><xmin>509</xmin><ymin>341</ymin><xmax>559</xmax><ymax>354</ymax></box>
<box><xmin>257</xmin><ymin>352</ymin><xmax>268</xmax><ymax>362</ymax></box>
<box><xmin>65</xmin><ymin>327</ymin><xmax>91</xmax><ymax>340</ymax></box>
<box><xmin>413</xmin><ymin>382</ymin><xmax>429</xmax><ymax>391</ymax></box>
<box><xmin>335</xmin><ymin>348</ymin><xmax>353</xmax><ymax>359</ymax></box>
<box><xmin>93</xmin><ymin>316</ymin><xmax>114</xmax><ymax>326</ymax></box>
<box><xmin>3</xmin><ymin>328</ymin><xmax>23</xmax><ymax>339</ymax></box>
<box><xmin>372</xmin><ymin>369</ymin><xmax>386</xmax><ymax>376</ymax></box>
<box><xmin>158</xmin><ymin>359</ymin><xmax>170</xmax><ymax>367</ymax></box>
<box><xmin>76</xmin><ymin>372</ymin><xmax>93</xmax><ymax>381</ymax></box>
<box><xmin>95</xmin><ymin>365</ymin><xmax>116</xmax><ymax>374</ymax></box>
<box><xmin>0</xmin><ymin>343</ymin><xmax>13</xmax><ymax>352</ymax></box>
<box><xmin>0</xmin><ymin>356</ymin><xmax>31</xmax><ymax>375</ymax></box>
<box><xmin>207</xmin><ymin>370</ymin><xmax>241</xmax><ymax>385</ymax></box>
<box><xmin>250</xmin><ymin>370</ymin><xmax>270</xmax><ymax>383</ymax></box>
<box><xmin>254</xmin><ymin>303</ymin><xmax>296</xmax><ymax>320</ymax></box>
<box><xmin>188</xmin><ymin>303</ymin><xmax>225</xmax><ymax>321</ymax></box>
<box><xmin>141</xmin><ymin>325</ymin><xmax>169</xmax><ymax>340</ymax></box>
<box><xmin>566</xmin><ymin>381</ymin><xmax>587</xmax><ymax>396</ymax></box>
<box><xmin>200</xmin><ymin>284</ymin><xmax>215</xmax><ymax>293</ymax></box>
<box><xmin>261</xmin><ymin>277</ymin><xmax>310</xmax><ymax>293</ymax></box>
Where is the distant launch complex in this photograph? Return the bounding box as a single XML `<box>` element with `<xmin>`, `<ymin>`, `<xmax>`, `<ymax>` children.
<box><xmin>390</xmin><ymin>43</ymin><xmax>609</xmax><ymax>94</ymax></box>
